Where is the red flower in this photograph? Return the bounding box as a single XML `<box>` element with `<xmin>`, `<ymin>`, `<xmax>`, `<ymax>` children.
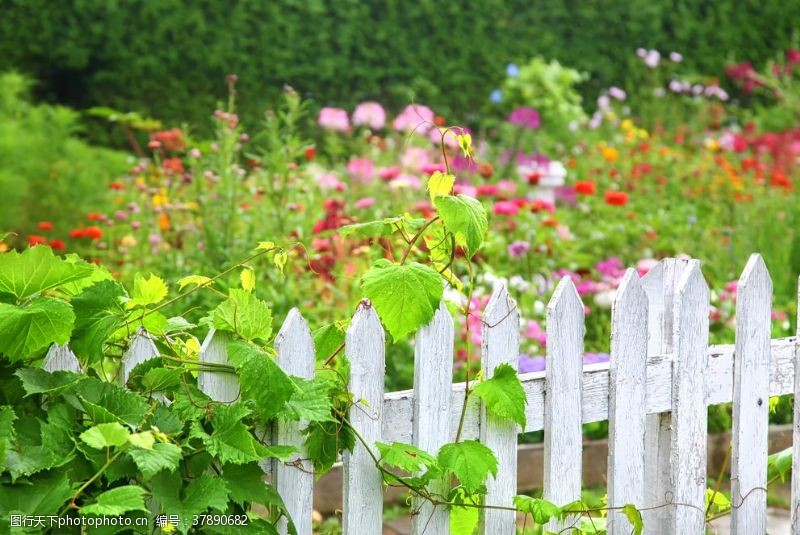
<box><xmin>163</xmin><ymin>158</ymin><xmax>185</xmax><ymax>174</ymax></box>
<box><xmin>37</xmin><ymin>221</ymin><xmax>54</xmax><ymax>231</ymax></box>
<box><xmin>493</xmin><ymin>201</ymin><xmax>520</xmax><ymax>216</ymax></box>
<box><xmin>604</xmin><ymin>191</ymin><xmax>629</xmax><ymax>206</ymax></box>
<box><xmin>476</xmin><ymin>184</ymin><xmax>499</xmax><ymax>198</ymax></box>
<box><xmin>573</xmin><ymin>180</ymin><xmax>596</xmax><ymax>195</ymax></box>
<box><xmin>108</xmin><ymin>181</ymin><xmax>124</xmax><ymax>190</ymax></box>
<box><xmin>305</xmin><ymin>146</ymin><xmax>316</xmax><ymax>161</ymax></box>
<box><xmin>150</xmin><ymin>129</ymin><xmax>186</xmax><ymax>151</ymax></box>
<box><xmin>69</xmin><ymin>228</ymin><xmax>86</xmax><ymax>239</ymax></box>
<box><xmin>84</xmin><ymin>226</ymin><xmax>104</xmax><ymax>240</ymax></box>
<box><xmin>771</xmin><ymin>170</ymin><xmax>792</xmax><ymax>189</ymax></box>
<box><xmin>526</xmin><ymin>172</ymin><xmax>542</xmax><ymax>185</ymax></box>
<box><xmin>87</xmin><ymin>212</ymin><xmax>103</xmax><ymax>221</ymax></box>
<box><xmin>49</xmin><ymin>240</ymin><xmax>65</xmax><ymax>251</ymax></box>
<box><xmin>27</xmin><ymin>235</ymin><xmax>47</xmax><ymax>246</ymax></box>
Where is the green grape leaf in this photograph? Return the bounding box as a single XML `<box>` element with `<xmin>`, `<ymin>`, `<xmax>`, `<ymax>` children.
<box><xmin>0</xmin><ymin>470</ymin><xmax>73</xmax><ymax>515</ymax></box>
<box><xmin>0</xmin><ymin>406</ymin><xmax>15</xmax><ymax>465</ymax></box>
<box><xmin>15</xmin><ymin>369</ymin><xmax>85</xmax><ymax>396</ymax></box>
<box><xmin>361</xmin><ymin>259</ymin><xmax>443</xmax><ymax>341</ymax></box>
<box><xmin>377</xmin><ymin>442</ymin><xmax>438</xmax><ymax>473</ymax></box>
<box><xmin>0</xmin><ymin>246</ymin><xmax>94</xmax><ymax>300</ymax></box>
<box><xmin>768</xmin><ymin>447</ymin><xmax>792</xmax><ymax>482</ymax></box>
<box><xmin>303</xmin><ymin>420</ymin><xmax>355</xmax><ymax>474</ymax></box>
<box><xmin>437</xmin><ymin>440</ymin><xmax>497</xmax><ymax>494</ymax></box>
<box><xmin>283</xmin><ymin>377</ymin><xmax>334</xmax><ymax>422</ymax></box>
<box><xmin>80</xmin><ymin>485</ymin><xmax>148</xmax><ymax>516</ymax></box>
<box><xmin>141</xmin><ymin>367</ymin><xmax>184</xmax><ymax>392</ymax></box>
<box><xmin>126</xmin><ymin>273</ymin><xmax>168</xmax><ymax>309</ymax></box>
<box><xmin>434</xmin><ymin>195</ymin><xmax>488</xmax><ymax>259</ymax></box>
<box><xmin>177</xmin><ymin>275</ymin><xmax>212</xmax><ymax>290</ymax></box>
<box><xmin>513</xmin><ymin>495</ymin><xmax>560</xmax><ymax>525</ymax></box>
<box><xmin>60</xmin><ymin>254</ymin><xmax>115</xmax><ymax>296</ymax></box>
<box><xmin>151</xmin><ymin>473</ymin><xmax>228</xmax><ymax>534</ymax></box>
<box><xmin>241</xmin><ymin>267</ymin><xmax>255</xmax><ymax>292</ymax></box>
<box><xmin>4</xmin><ymin>419</ymin><xmax>74</xmax><ymax>480</ymax></box>
<box><xmin>127</xmin><ymin>431</ymin><xmax>155</xmax><ymax>450</ymax></box>
<box><xmin>622</xmin><ymin>503</ymin><xmax>644</xmax><ymax>535</ymax></box>
<box><xmin>0</xmin><ymin>297</ymin><xmax>74</xmax><ymax>360</ymax></box>
<box><xmin>80</xmin><ymin>422</ymin><xmax>131</xmax><ymax>449</ymax></box>
<box><xmin>313</xmin><ymin>322</ymin><xmax>347</xmax><ymax>361</ymax></box>
<box><xmin>450</xmin><ymin>504</ymin><xmax>479</xmax><ymax>535</ymax></box>
<box><xmin>74</xmin><ymin>377</ymin><xmax>150</xmax><ymax>426</ymax></box>
<box><xmin>228</xmin><ymin>342</ymin><xmax>295</xmax><ymax>420</ymax></box>
<box><xmin>472</xmin><ymin>363</ymin><xmax>527</xmax><ymax>428</ymax></box>
<box><xmin>222</xmin><ymin>463</ymin><xmax>279</xmax><ymax>506</ymax></box>
<box><xmin>70</xmin><ymin>280</ymin><xmax>126</xmax><ymax>364</ymax></box>
<box><xmin>214</xmin><ymin>289</ymin><xmax>273</xmax><ymax>342</ymax></box>
<box><xmin>128</xmin><ymin>442</ymin><xmax>182</xmax><ymax>480</ymax></box>
<box><xmin>427</xmin><ymin>171</ymin><xmax>455</xmax><ymax>201</ymax></box>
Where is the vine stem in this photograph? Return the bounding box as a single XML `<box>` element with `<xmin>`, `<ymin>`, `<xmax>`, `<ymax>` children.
<box><xmin>454</xmin><ymin>260</ymin><xmax>476</xmax><ymax>443</ymax></box>
<box><xmin>399</xmin><ymin>216</ymin><xmax>440</xmax><ymax>265</ymax></box>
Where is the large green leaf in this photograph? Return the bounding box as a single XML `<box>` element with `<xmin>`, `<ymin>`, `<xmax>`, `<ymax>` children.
<box><xmin>80</xmin><ymin>485</ymin><xmax>148</xmax><ymax>516</ymax></box>
<box><xmin>303</xmin><ymin>420</ymin><xmax>355</xmax><ymax>474</ymax></box>
<box><xmin>0</xmin><ymin>470</ymin><xmax>72</xmax><ymax>515</ymax></box>
<box><xmin>434</xmin><ymin>195</ymin><xmax>488</xmax><ymax>259</ymax></box>
<box><xmin>4</xmin><ymin>419</ymin><xmax>75</xmax><ymax>480</ymax></box>
<box><xmin>361</xmin><ymin>259</ymin><xmax>443</xmax><ymax>341</ymax></box>
<box><xmin>128</xmin><ymin>442</ymin><xmax>182</xmax><ymax>480</ymax></box>
<box><xmin>15</xmin><ymin>369</ymin><xmax>85</xmax><ymax>396</ymax></box>
<box><xmin>376</xmin><ymin>441</ymin><xmax>438</xmax><ymax>473</ymax></box>
<box><xmin>0</xmin><ymin>297</ymin><xmax>74</xmax><ymax>360</ymax></box>
<box><xmin>513</xmin><ymin>495</ymin><xmax>561</xmax><ymax>525</ymax></box>
<box><xmin>228</xmin><ymin>342</ymin><xmax>295</xmax><ymax>420</ymax></box>
<box><xmin>70</xmin><ymin>280</ymin><xmax>126</xmax><ymax>363</ymax></box>
<box><xmin>151</xmin><ymin>473</ymin><xmax>229</xmax><ymax>534</ymax></box>
<box><xmin>79</xmin><ymin>422</ymin><xmax>131</xmax><ymax>449</ymax></box>
<box><xmin>282</xmin><ymin>377</ymin><xmax>334</xmax><ymax>422</ymax></box>
<box><xmin>0</xmin><ymin>246</ymin><xmax>93</xmax><ymax>300</ymax></box>
<box><xmin>472</xmin><ymin>364</ymin><xmax>527</xmax><ymax>428</ymax></box>
<box><xmin>214</xmin><ymin>289</ymin><xmax>273</xmax><ymax>342</ymax></box>
<box><xmin>437</xmin><ymin>440</ymin><xmax>497</xmax><ymax>494</ymax></box>
<box><xmin>126</xmin><ymin>273</ymin><xmax>168</xmax><ymax>309</ymax></box>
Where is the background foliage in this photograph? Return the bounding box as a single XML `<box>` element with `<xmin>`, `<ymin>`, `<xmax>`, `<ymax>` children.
<box><xmin>1</xmin><ymin>0</ymin><xmax>799</xmax><ymax>136</ymax></box>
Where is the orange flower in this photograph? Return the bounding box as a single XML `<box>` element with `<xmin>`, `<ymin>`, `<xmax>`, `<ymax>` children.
<box><xmin>604</xmin><ymin>191</ymin><xmax>629</xmax><ymax>206</ymax></box>
<box><xmin>600</xmin><ymin>145</ymin><xmax>619</xmax><ymax>163</ymax></box>
<box><xmin>108</xmin><ymin>181</ymin><xmax>124</xmax><ymax>190</ymax></box>
<box><xmin>158</xmin><ymin>213</ymin><xmax>171</xmax><ymax>231</ymax></box>
<box><xmin>37</xmin><ymin>221</ymin><xmax>53</xmax><ymax>231</ymax></box>
<box><xmin>69</xmin><ymin>228</ymin><xmax>86</xmax><ymax>239</ymax></box>
<box><xmin>771</xmin><ymin>170</ymin><xmax>792</xmax><ymax>189</ymax></box>
<box><xmin>573</xmin><ymin>180</ymin><xmax>596</xmax><ymax>195</ymax></box>
<box><xmin>87</xmin><ymin>212</ymin><xmax>103</xmax><ymax>221</ymax></box>
<box><xmin>84</xmin><ymin>226</ymin><xmax>103</xmax><ymax>240</ymax></box>
<box><xmin>163</xmin><ymin>158</ymin><xmax>185</xmax><ymax>174</ymax></box>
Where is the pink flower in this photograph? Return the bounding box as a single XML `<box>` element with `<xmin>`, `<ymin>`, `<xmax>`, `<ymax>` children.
<box><xmin>421</xmin><ymin>163</ymin><xmax>446</xmax><ymax>175</ymax></box>
<box><xmin>453</xmin><ymin>183</ymin><xmax>477</xmax><ymax>197</ymax></box>
<box><xmin>390</xmin><ymin>174</ymin><xmax>422</xmax><ymax>189</ymax></box>
<box><xmin>497</xmin><ymin>180</ymin><xmax>517</xmax><ymax>197</ymax></box>
<box><xmin>378</xmin><ymin>166</ymin><xmax>400</xmax><ymax>181</ymax></box>
<box><xmin>318</xmin><ymin>107</ymin><xmax>350</xmax><ymax>132</ymax></box>
<box><xmin>401</xmin><ymin>146</ymin><xmax>432</xmax><ymax>172</ymax></box>
<box><xmin>524</xmin><ymin>320</ymin><xmax>547</xmax><ymax>346</ymax></box>
<box><xmin>508</xmin><ymin>107</ymin><xmax>541</xmax><ymax>129</ymax></box>
<box><xmin>636</xmin><ymin>258</ymin><xmax>659</xmax><ymax>276</ymax></box>
<box><xmin>429</xmin><ymin>127</ymin><xmax>461</xmax><ymax>148</ymax></box>
<box><xmin>316</xmin><ymin>172</ymin><xmax>345</xmax><ymax>190</ymax></box>
<box><xmin>346</xmin><ymin>158</ymin><xmax>375</xmax><ymax>183</ymax></box>
<box><xmin>507</xmin><ymin>240</ymin><xmax>530</xmax><ymax>257</ymax></box>
<box><xmin>354</xmin><ymin>197</ymin><xmax>376</xmax><ymax>209</ymax></box>
<box><xmin>352</xmin><ymin>102</ymin><xmax>386</xmax><ymax>130</ymax></box>
<box><xmin>493</xmin><ymin>201</ymin><xmax>520</xmax><ymax>216</ymax></box>
<box><xmin>392</xmin><ymin>104</ymin><xmax>435</xmax><ymax>133</ymax></box>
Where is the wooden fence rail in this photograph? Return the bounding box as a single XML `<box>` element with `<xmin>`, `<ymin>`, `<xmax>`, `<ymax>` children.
<box><xmin>42</xmin><ymin>254</ymin><xmax>800</xmax><ymax>534</ymax></box>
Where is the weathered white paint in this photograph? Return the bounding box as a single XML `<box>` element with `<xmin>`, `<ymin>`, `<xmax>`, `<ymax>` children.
<box><xmin>731</xmin><ymin>254</ymin><xmax>771</xmax><ymax>533</ymax></box>
<box><xmin>274</xmin><ymin>309</ymin><xmax>316</xmax><ymax>535</ymax></box>
<box><xmin>791</xmin><ymin>275</ymin><xmax>800</xmax><ymax>534</ymax></box>
<box><xmin>607</xmin><ymin>269</ymin><xmax>648</xmax><ymax>534</ymax></box>
<box><xmin>198</xmin><ymin>329</ymin><xmax>239</xmax><ymax>403</ymax></box>
<box><xmin>342</xmin><ymin>302</ymin><xmax>385</xmax><ymax>535</ymax></box>
<box><xmin>478</xmin><ymin>284</ymin><xmax>520</xmax><ymax>534</ymax></box>
<box><xmin>121</xmin><ymin>329</ymin><xmax>159</xmax><ymax>385</ymax></box>
<box><xmin>543</xmin><ymin>277</ymin><xmax>584</xmax><ymax>533</ymax></box>
<box><xmin>43</xmin><ymin>343</ymin><xmax>81</xmax><ymax>373</ymax></box>
<box><xmin>411</xmin><ymin>303</ymin><xmax>453</xmax><ymax>535</ymax></box>
<box><xmin>668</xmin><ymin>261</ymin><xmax>708</xmax><ymax>532</ymax></box>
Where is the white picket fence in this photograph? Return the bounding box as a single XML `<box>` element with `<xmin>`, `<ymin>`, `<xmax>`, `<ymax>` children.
<box><xmin>42</xmin><ymin>254</ymin><xmax>800</xmax><ymax>534</ymax></box>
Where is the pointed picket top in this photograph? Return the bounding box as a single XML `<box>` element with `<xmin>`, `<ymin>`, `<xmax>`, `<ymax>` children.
<box><xmin>121</xmin><ymin>329</ymin><xmax>159</xmax><ymax>385</ymax></box>
<box><xmin>546</xmin><ymin>276</ymin><xmax>584</xmax><ymax>328</ymax></box>
<box><xmin>607</xmin><ymin>269</ymin><xmax>649</xmax><ymax>533</ymax></box>
<box><xmin>674</xmin><ymin>259</ymin><xmax>708</xmax><ymax>309</ymax></box>
<box><xmin>198</xmin><ymin>329</ymin><xmax>239</xmax><ymax>403</ymax></box>
<box><xmin>793</xmin><ymin>275</ymin><xmax>800</xmax><ymax>534</ymax></box>
<box><xmin>275</xmin><ymin>308</ymin><xmax>315</xmax><ymax>378</ymax></box>
<box><xmin>43</xmin><ymin>344</ymin><xmax>81</xmax><ymax>373</ymax></box>
<box><xmin>738</xmin><ymin>253</ymin><xmax>772</xmax><ymax>294</ymax></box>
<box><xmin>483</xmin><ymin>281</ymin><xmax>517</xmax><ymax>327</ymax></box>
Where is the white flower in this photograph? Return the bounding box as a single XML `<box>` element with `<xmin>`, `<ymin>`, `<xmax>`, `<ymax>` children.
<box><xmin>594</xmin><ymin>290</ymin><xmax>616</xmax><ymax>309</ymax></box>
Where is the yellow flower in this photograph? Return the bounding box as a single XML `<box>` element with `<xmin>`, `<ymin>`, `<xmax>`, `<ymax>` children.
<box><xmin>620</xmin><ymin>119</ymin><xmax>634</xmax><ymax>131</ymax></box>
<box><xmin>704</xmin><ymin>138</ymin><xmax>720</xmax><ymax>152</ymax></box>
<box><xmin>600</xmin><ymin>145</ymin><xmax>619</xmax><ymax>163</ymax></box>
<box><xmin>120</xmin><ymin>235</ymin><xmax>138</xmax><ymax>247</ymax></box>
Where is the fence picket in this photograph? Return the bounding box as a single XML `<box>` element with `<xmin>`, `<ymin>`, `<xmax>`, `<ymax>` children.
<box><xmin>730</xmin><ymin>254</ymin><xmax>771</xmax><ymax>532</ymax></box>
<box><xmin>412</xmin><ymin>302</ymin><xmax>453</xmax><ymax>535</ymax></box>
<box><xmin>121</xmin><ymin>329</ymin><xmax>159</xmax><ymax>385</ymax></box>
<box><xmin>607</xmin><ymin>269</ymin><xmax>648</xmax><ymax>534</ymax></box>
<box><xmin>43</xmin><ymin>344</ymin><xmax>81</xmax><ymax>373</ymax></box>
<box><xmin>343</xmin><ymin>301</ymin><xmax>385</xmax><ymax>535</ymax></box>
<box><xmin>478</xmin><ymin>283</ymin><xmax>520</xmax><ymax>534</ymax></box>
<box><xmin>543</xmin><ymin>276</ymin><xmax>584</xmax><ymax>532</ymax></box>
<box><xmin>274</xmin><ymin>309</ymin><xmax>316</xmax><ymax>535</ymax></box>
<box><xmin>792</xmin><ymin>275</ymin><xmax>800</xmax><ymax>534</ymax></box>
<box><xmin>198</xmin><ymin>329</ymin><xmax>239</xmax><ymax>403</ymax></box>
<box><xmin>668</xmin><ymin>260</ymin><xmax>709</xmax><ymax>532</ymax></box>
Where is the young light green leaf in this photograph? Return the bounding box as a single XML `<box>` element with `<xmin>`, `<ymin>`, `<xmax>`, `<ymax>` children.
<box><xmin>274</xmin><ymin>251</ymin><xmax>288</xmax><ymax>275</ymax></box>
<box><xmin>79</xmin><ymin>485</ymin><xmax>148</xmax><ymax>516</ymax></box>
<box><xmin>213</xmin><ymin>289</ymin><xmax>273</xmax><ymax>342</ymax></box>
<box><xmin>80</xmin><ymin>422</ymin><xmax>131</xmax><ymax>449</ymax></box>
<box><xmin>427</xmin><ymin>171</ymin><xmax>455</xmax><ymax>201</ymax></box>
<box><xmin>128</xmin><ymin>431</ymin><xmax>155</xmax><ymax>450</ymax></box>
<box><xmin>377</xmin><ymin>442</ymin><xmax>438</xmax><ymax>473</ymax></box>
<box><xmin>0</xmin><ymin>246</ymin><xmax>94</xmax><ymax>300</ymax></box>
<box><xmin>128</xmin><ymin>443</ymin><xmax>182</xmax><ymax>480</ymax></box>
<box><xmin>513</xmin><ymin>495</ymin><xmax>561</xmax><ymax>525</ymax></box>
<box><xmin>240</xmin><ymin>267</ymin><xmax>255</xmax><ymax>292</ymax></box>
<box><xmin>256</xmin><ymin>241</ymin><xmax>276</xmax><ymax>251</ymax></box>
<box><xmin>437</xmin><ymin>440</ymin><xmax>498</xmax><ymax>494</ymax></box>
<box><xmin>176</xmin><ymin>275</ymin><xmax>212</xmax><ymax>290</ymax></box>
<box><xmin>0</xmin><ymin>297</ymin><xmax>75</xmax><ymax>360</ymax></box>
<box><xmin>622</xmin><ymin>503</ymin><xmax>644</xmax><ymax>535</ymax></box>
<box><xmin>450</xmin><ymin>503</ymin><xmax>479</xmax><ymax>535</ymax></box>
<box><xmin>126</xmin><ymin>273</ymin><xmax>168</xmax><ymax>309</ymax></box>
<box><xmin>434</xmin><ymin>194</ymin><xmax>488</xmax><ymax>259</ymax></box>
<box><xmin>361</xmin><ymin>259</ymin><xmax>443</xmax><ymax>341</ymax></box>
<box><xmin>472</xmin><ymin>363</ymin><xmax>527</xmax><ymax>428</ymax></box>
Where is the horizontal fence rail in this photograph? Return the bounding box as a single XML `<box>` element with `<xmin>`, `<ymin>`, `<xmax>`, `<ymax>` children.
<box><xmin>42</xmin><ymin>254</ymin><xmax>800</xmax><ymax>534</ymax></box>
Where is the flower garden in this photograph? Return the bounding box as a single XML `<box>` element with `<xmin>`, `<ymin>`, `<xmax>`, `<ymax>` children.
<box><xmin>2</xmin><ymin>19</ymin><xmax>800</xmax><ymax>534</ymax></box>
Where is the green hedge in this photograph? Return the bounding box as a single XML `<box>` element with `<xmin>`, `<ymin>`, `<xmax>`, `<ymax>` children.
<box><xmin>1</xmin><ymin>0</ymin><xmax>798</xmax><ymax>132</ymax></box>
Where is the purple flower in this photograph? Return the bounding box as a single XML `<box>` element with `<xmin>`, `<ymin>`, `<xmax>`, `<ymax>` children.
<box><xmin>583</xmin><ymin>352</ymin><xmax>611</xmax><ymax>365</ymax></box>
<box><xmin>519</xmin><ymin>354</ymin><xmax>546</xmax><ymax>373</ymax></box>
<box><xmin>508</xmin><ymin>107</ymin><xmax>541</xmax><ymax>129</ymax></box>
<box><xmin>669</xmin><ymin>51</ymin><xmax>683</xmax><ymax>63</ymax></box>
<box><xmin>508</xmin><ymin>240</ymin><xmax>531</xmax><ymax>257</ymax></box>
<box><xmin>643</xmin><ymin>49</ymin><xmax>661</xmax><ymax>68</ymax></box>
<box><xmin>608</xmin><ymin>86</ymin><xmax>627</xmax><ymax>101</ymax></box>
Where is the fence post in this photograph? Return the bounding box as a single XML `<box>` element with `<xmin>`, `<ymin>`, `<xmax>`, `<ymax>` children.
<box><xmin>121</xmin><ymin>329</ymin><xmax>159</xmax><ymax>385</ymax></box>
<box><xmin>668</xmin><ymin>260</ymin><xmax>708</xmax><ymax>532</ymax></box>
<box><xmin>478</xmin><ymin>283</ymin><xmax>520</xmax><ymax>534</ymax></box>
<box><xmin>342</xmin><ymin>301</ymin><xmax>385</xmax><ymax>535</ymax></box>
<box><xmin>198</xmin><ymin>329</ymin><xmax>239</xmax><ymax>403</ymax></box>
<box><xmin>411</xmin><ymin>302</ymin><xmax>453</xmax><ymax>535</ymax></box>
<box><xmin>791</xmin><ymin>275</ymin><xmax>800</xmax><ymax>533</ymax></box>
<box><xmin>43</xmin><ymin>344</ymin><xmax>81</xmax><ymax>373</ymax></box>
<box><xmin>607</xmin><ymin>269</ymin><xmax>648</xmax><ymax>533</ymax></box>
<box><xmin>730</xmin><ymin>254</ymin><xmax>771</xmax><ymax>532</ymax></box>
<box><xmin>274</xmin><ymin>309</ymin><xmax>316</xmax><ymax>535</ymax></box>
<box><xmin>543</xmin><ymin>276</ymin><xmax>584</xmax><ymax>532</ymax></box>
